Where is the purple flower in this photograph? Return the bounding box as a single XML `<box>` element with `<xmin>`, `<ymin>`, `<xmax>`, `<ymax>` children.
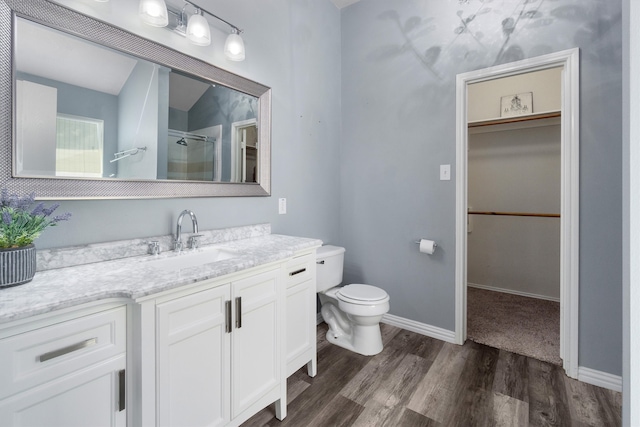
<box><xmin>31</xmin><ymin>202</ymin><xmax>45</xmax><ymax>217</ymax></box>
<box><xmin>42</xmin><ymin>203</ymin><xmax>60</xmax><ymax>217</ymax></box>
<box><xmin>16</xmin><ymin>193</ymin><xmax>35</xmax><ymax>211</ymax></box>
<box><xmin>6</xmin><ymin>194</ymin><xmax>18</xmax><ymax>209</ymax></box>
<box><xmin>2</xmin><ymin>211</ymin><xmax>11</xmax><ymax>225</ymax></box>
<box><xmin>53</xmin><ymin>212</ymin><xmax>72</xmax><ymax>222</ymax></box>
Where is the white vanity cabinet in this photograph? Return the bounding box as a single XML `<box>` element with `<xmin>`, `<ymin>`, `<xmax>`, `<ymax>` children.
<box><xmin>0</xmin><ymin>302</ymin><xmax>127</xmax><ymax>427</ymax></box>
<box><xmin>140</xmin><ymin>263</ymin><xmax>286</xmax><ymax>427</ymax></box>
<box><xmin>156</xmin><ymin>285</ymin><xmax>231</xmax><ymax>426</ymax></box>
<box><xmin>0</xmin><ymin>238</ymin><xmax>320</xmax><ymax>427</ymax></box>
<box><xmin>284</xmin><ymin>250</ymin><xmax>317</xmax><ymax>377</ymax></box>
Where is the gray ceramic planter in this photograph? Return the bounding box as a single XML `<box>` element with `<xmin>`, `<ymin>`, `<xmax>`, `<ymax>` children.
<box><xmin>0</xmin><ymin>244</ymin><xmax>36</xmax><ymax>288</ymax></box>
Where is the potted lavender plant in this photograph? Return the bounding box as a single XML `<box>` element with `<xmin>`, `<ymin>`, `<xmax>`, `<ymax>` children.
<box><xmin>0</xmin><ymin>189</ymin><xmax>71</xmax><ymax>287</ymax></box>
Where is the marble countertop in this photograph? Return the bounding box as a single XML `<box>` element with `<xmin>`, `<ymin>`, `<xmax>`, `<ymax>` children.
<box><xmin>0</xmin><ymin>232</ymin><xmax>322</xmax><ymax>324</ymax></box>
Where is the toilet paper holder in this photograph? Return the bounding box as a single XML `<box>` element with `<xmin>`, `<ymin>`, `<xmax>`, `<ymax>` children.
<box><xmin>414</xmin><ymin>240</ymin><xmax>438</xmax><ymax>248</ymax></box>
<box><xmin>415</xmin><ymin>239</ymin><xmax>438</xmax><ymax>255</ymax></box>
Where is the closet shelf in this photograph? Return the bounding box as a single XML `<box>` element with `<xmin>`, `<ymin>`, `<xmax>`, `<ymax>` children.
<box><xmin>468</xmin><ymin>110</ymin><xmax>561</xmax><ymax>129</ymax></box>
<box><xmin>468</xmin><ymin>211</ymin><xmax>560</xmax><ymax>218</ymax></box>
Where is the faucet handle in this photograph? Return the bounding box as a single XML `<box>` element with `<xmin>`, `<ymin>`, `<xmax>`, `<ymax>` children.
<box><xmin>146</xmin><ymin>240</ymin><xmax>161</xmax><ymax>255</ymax></box>
<box><xmin>187</xmin><ymin>234</ymin><xmax>203</xmax><ymax>250</ymax></box>
<box><xmin>173</xmin><ymin>238</ymin><xmax>183</xmax><ymax>252</ymax></box>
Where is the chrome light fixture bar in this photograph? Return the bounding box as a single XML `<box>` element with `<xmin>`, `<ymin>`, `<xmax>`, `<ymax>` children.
<box><xmin>138</xmin><ymin>0</ymin><xmax>245</xmax><ymax>61</ymax></box>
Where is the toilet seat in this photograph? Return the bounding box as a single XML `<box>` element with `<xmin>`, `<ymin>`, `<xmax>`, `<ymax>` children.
<box><xmin>337</xmin><ymin>284</ymin><xmax>389</xmax><ymax>305</ymax></box>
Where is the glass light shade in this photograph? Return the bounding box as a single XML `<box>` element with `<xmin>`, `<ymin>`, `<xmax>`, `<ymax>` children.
<box><xmin>186</xmin><ymin>12</ymin><xmax>211</xmax><ymax>46</ymax></box>
<box><xmin>139</xmin><ymin>0</ymin><xmax>168</xmax><ymax>27</ymax></box>
<box><xmin>224</xmin><ymin>31</ymin><xmax>245</xmax><ymax>61</ymax></box>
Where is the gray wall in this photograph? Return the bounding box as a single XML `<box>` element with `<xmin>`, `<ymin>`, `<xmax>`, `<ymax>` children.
<box><xmin>38</xmin><ymin>0</ymin><xmax>343</xmax><ymax>259</ymax></box>
<box><xmin>340</xmin><ymin>0</ymin><xmax>622</xmax><ymax>375</ymax></box>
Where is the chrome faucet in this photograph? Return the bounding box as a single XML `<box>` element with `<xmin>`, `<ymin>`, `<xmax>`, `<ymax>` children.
<box><xmin>174</xmin><ymin>210</ymin><xmax>199</xmax><ymax>252</ymax></box>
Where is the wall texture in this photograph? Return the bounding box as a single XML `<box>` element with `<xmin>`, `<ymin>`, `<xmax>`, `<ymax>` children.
<box><xmin>36</xmin><ymin>0</ymin><xmax>343</xmax><ymax>251</ymax></box>
<box><xmin>340</xmin><ymin>0</ymin><xmax>622</xmax><ymax>375</ymax></box>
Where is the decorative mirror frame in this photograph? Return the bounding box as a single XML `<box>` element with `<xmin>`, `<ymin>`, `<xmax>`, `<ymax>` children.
<box><xmin>0</xmin><ymin>0</ymin><xmax>271</xmax><ymax>199</ymax></box>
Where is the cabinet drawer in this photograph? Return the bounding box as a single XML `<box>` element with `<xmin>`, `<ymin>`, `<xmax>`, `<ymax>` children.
<box><xmin>0</xmin><ymin>306</ymin><xmax>126</xmax><ymax>400</ymax></box>
<box><xmin>286</xmin><ymin>253</ymin><xmax>314</xmax><ymax>288</ymax></box>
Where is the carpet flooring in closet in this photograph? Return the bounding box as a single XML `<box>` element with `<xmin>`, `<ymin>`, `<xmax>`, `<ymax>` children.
<box><xmin>467</xmin><ymin>286</ymin><xmax>562</xmax><ymax>366</ymax></box>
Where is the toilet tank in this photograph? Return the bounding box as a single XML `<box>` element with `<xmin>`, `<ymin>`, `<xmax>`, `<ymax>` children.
<box><xmin>316</xmin><ymin>245</ymin><xmax>346</xmax><ymax>292</ymax></box>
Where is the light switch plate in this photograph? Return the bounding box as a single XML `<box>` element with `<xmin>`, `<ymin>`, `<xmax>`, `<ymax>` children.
<box><xmin>440</xmin><ymin>164</ymin><xmax>451</xmax><ymax>181</ymax></box>
<box><xmin>278</xmin><ymin>198</ymin><xmax>287</xmax><ymax>214</ymax></box>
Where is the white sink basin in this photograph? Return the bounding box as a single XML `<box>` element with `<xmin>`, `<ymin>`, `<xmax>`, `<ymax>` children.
<box><xmin>144</xmin><ymin>247</ymin><xmax>239</xmax><ymax>271</ymax></box>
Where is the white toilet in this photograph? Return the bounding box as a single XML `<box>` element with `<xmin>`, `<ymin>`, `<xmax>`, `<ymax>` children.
<box><xmin>316</xmin><ymin>245</ymin><xmax>390</xmax><ymax>356</ymax></box>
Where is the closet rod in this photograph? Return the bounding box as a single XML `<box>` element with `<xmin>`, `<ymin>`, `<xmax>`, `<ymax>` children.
<box><xmin>468</xmin><ymin>211</ymin><xmax>560</xmax><ymax>218</ymax></box>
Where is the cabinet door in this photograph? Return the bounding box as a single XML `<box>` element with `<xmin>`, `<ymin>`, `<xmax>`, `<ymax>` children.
<box><xmin>285</xmin><ymin>252</ymin><xmax>317</xmax><ymax>378</ymax></box>
<box><xmin>231</xmin><ymin>269</ymin><xmax>280</xmax><ymax>418</ymax></box>
<box><xmin>286</xmin><ymin>279</ymin><xmax>316</xmax><ymax>377</ymax></box>
<box><xmin>156</xmin><ymin>285</ymin><xmax>231</xmax><ymax>427</ymax></box>
<box><xmin>0</xmin><ymin>356</ymin><xmax>125</xmax><ymax>427</ymax></box>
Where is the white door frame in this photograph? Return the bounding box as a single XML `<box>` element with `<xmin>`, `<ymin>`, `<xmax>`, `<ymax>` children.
<box><xmin>454</xmin><ymin>48</ymin><xmax>580</xmax><ymax>378</ymax></box>
<box><xmin>231</xmin><ymin>118</ymin><xmax>258</xmax><ymax>183</ymax></box>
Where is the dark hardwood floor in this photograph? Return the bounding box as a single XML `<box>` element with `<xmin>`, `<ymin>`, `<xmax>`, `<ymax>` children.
<box><xmin>243</xmin><ymin>323</ymin><xmax>621</xmax><ymax>427</ymax></box>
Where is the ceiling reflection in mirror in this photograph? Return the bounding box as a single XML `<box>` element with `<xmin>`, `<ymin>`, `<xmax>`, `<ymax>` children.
<box><xmin>14</xmin><ymin>17</ymin><xmax>259</xmax><ymax>184</ymax></box>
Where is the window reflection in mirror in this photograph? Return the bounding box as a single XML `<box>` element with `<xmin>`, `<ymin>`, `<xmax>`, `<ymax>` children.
<box><xmin>14</xmin><ymin>17</ymin><xmax>259</xmax><ymax>183</ymax></box>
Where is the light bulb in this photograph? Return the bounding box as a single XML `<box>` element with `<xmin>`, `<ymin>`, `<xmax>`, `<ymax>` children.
<box><xmin>139</xmin><ymin>0</ymin><xmax>169</xmax><ymax>27</ymax></box>
<box><xmin>186</xmin><ymin>10</ymin><xmax>211</xmax><ymax>46</ymax></box>
<box><xmin>224</xmin><ymin>29</ymin><xmax>245</xmax><ymax>61</ymax></box>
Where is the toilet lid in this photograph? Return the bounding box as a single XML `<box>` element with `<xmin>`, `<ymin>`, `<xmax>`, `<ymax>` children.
<box><xmin>337</xmin><ymin>284</ymin><xmax>389</xmax><ymax>304</ymax></box>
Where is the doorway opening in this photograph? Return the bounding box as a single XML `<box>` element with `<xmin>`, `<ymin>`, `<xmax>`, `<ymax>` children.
<box><xmin>455</xmin><ymin>49</ymin><xmax>580</xmax><ymax>377</ymax></box>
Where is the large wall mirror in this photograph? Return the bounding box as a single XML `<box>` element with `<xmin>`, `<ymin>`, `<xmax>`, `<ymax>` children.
<box><xmin>1</xmin><ymin>0</ymin><xmax>271</xmax><ymax>199</ymax></box>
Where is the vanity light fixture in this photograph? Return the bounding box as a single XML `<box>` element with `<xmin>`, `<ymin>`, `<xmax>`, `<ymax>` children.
<box><xmin>139</xmin><ymin>0</ymin><xmax>245</xmax><ymax>61</ymax></box>
<box><xmin>186</xmin><ymin>8</ymin><xmax>211</xmax><ymax>46</ymax></box>
<box><xmin>224</xmin><ymin>28</ymin><xmax>245</xmax><ymax>61</ymax></box>
<box><xmin>138</xmin><ymin>0</ymin><xmax>169</xmax><ymax>27</ymax></box>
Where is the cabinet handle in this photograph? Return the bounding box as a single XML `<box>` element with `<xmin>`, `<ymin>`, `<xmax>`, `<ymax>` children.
<box><xmin>289</xmin><ymin>268</ymin><xmax>306</xmax><ymax>276</ymax></box>
<box><xmin>118</xmin><ymin>369</ymin><xmax>126</xmax><ymax>412</ymax></box>
<box><xmin>235</xmin><ymin>297</ymin><xmax>242</xmax><ymax>329</ymax></box>
<box><xmin>38</xmin><ymin>337</ymin><xmax>97</xmax><ymax>362</ymax></box>
<box><xmin>225</xmin><ymin>300</ymin><xmax>232</xmax><ymax>333</ymax></box>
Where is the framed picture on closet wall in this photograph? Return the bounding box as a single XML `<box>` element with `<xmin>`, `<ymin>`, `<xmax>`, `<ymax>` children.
<box><xmin>500</xmin><ymin>92</ymin><xmax>533</xmax><ymax>117</ymax></box>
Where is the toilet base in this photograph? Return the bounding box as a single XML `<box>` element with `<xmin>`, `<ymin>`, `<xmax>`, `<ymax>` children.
<box><xmin>320</xmin><ymin>300</ymin><xmax>384</xmax><ymax>356</ymax></box>
<box><xmin>324</xmin><ymin>323</ymin><xmax>383</xmax><ymax>356</ymax></box>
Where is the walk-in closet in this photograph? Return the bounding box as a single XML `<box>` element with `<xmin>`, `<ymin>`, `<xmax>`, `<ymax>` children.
<box><xmin>466</xmin><ymin>68</ymin><xmax>563</xmax><ymax>364</ymax></box>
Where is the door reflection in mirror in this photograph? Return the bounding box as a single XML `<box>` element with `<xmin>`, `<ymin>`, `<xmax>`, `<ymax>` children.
<box><xmin>231</xmin><ymin>119</ymin><xmax>258</xmax><ymax>183</ymax></box>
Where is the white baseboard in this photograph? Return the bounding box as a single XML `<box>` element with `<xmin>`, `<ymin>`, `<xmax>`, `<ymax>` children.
<box><xmin>468</xmin><ymin>282</ymin><xmax>560</xmax><ymax>302</ymax></box>
<box><xmin>382</xmin><ymin>313</ymin><xmax>456</xmax><ymax>344</ymax></box>
<box><xmin>577</xmin><ymin>366</ymin><xmax>622</xmax><ymax>392</ymax></box>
